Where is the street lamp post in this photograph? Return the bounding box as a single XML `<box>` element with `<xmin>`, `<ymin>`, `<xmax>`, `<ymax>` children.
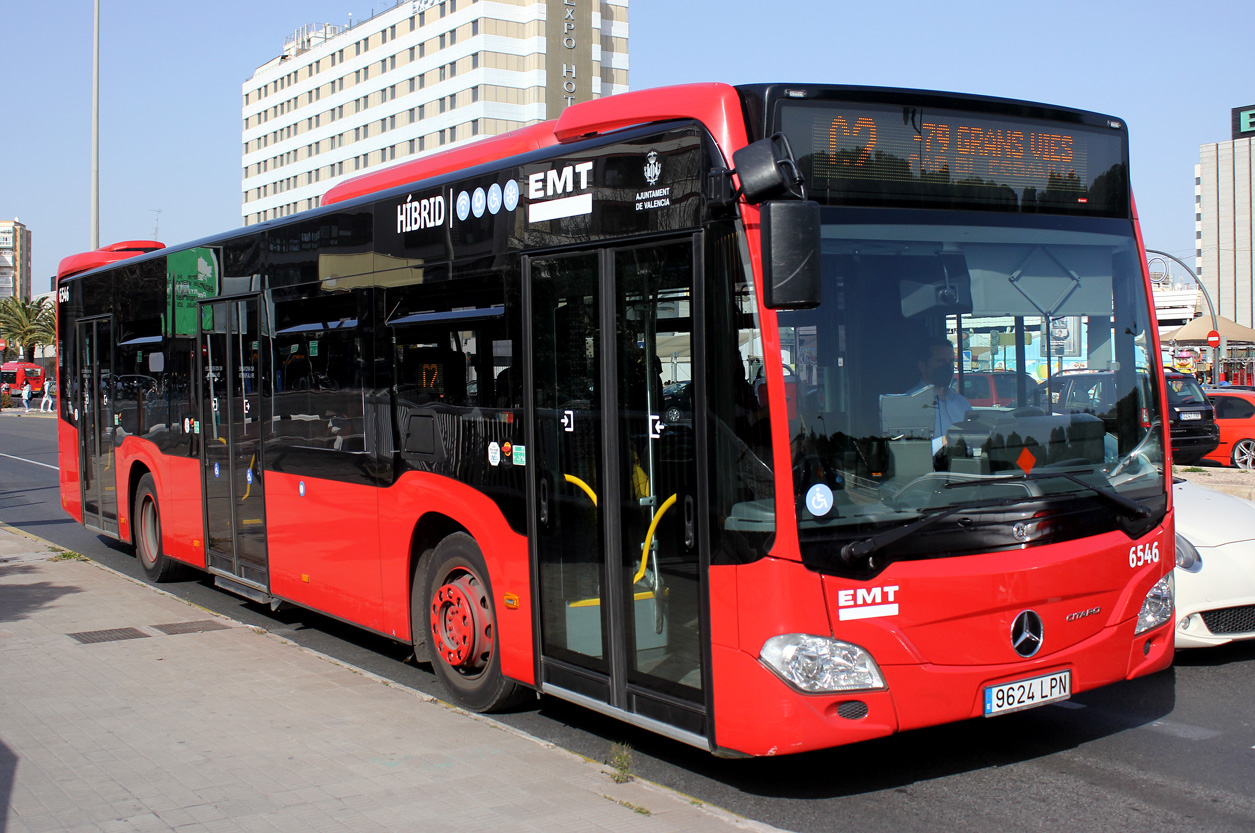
<box><xmin>91</xmin><ymin>0</ymin><xmax>100</xmax><ymax>250</ymax></box>
<box><xmin>1146</xmin><ymin>249</ymin><xmax>1220</xmax><ymax>386</ymax></box>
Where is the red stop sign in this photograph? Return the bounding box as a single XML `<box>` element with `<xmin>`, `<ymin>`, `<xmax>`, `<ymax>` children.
<box><xmin>1207</xmin><ymin>330</ymin><xmax>1221</xmax><ymax>348</ymax></box>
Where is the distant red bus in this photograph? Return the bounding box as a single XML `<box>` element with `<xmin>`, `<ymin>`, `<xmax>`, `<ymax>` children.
<box><xmin>1</xmin><ymin>361</ymin><xmax>45</xmax><ymax>394</ymax></box>
<box><xmin>56</xmin><ymin>83</ymin><xmax>1175</xmax><ymax>756</ymax></box>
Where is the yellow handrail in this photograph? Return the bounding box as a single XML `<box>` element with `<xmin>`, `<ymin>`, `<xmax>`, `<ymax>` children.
<box><xmin>564</xmin><ymin>473</ymin><xmax>598</xmax><ymax>507</ymax></box>
<box><xmin>633</xmin><ymin>493</ymin><xmax>677</xmax><ymax>585</ymax></box>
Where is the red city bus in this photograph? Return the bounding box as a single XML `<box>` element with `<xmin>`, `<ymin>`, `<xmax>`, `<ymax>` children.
<box><xmin>56</xmin><ymin>83</ymin><xmax>1175</xmax><ymax>757</ymax></box>
<box><xmin>2</xmin><ymin>361</ymin><xmax>46</xmax><ymax>394</ymax></box>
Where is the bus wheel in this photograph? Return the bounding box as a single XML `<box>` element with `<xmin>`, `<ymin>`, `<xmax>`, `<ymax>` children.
<box><xmin>134</xmin><ymin>474</ymin><xmax>184</xmax><ymax>582</ymax></box>
<box><xmin>424</xmin><ymin>533</ymin><xmax>524</xmax><ymax>712</ymax></box>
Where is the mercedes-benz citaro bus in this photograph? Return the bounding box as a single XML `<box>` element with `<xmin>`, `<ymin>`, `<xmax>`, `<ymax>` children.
<box><xmin>56</xmin><ymin>82</ymin><xmax>1174</xmax><ymax>757</ymax></box>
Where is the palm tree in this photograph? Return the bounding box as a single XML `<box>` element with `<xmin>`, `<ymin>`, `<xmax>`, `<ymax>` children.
<box><xmin>0</xmin><ymin>296</ymin><xmax>56</xmax><ymax>362</ymax></box>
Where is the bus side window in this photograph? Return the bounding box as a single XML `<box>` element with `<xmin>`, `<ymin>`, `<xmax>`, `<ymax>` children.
<box><xmin>269</xmin><ymin>289</ymin><xmax>369</xmax><ymax>454</ymax></box>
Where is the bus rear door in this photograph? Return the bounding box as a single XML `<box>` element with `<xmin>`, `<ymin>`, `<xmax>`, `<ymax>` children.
<box><xmin>76</xmin><ymin>317</ymin><xmax>117</xmax><ymax>534</ymax></box>
<box><xmin>198</xmin><ymin>298</ymin><xmax>270</xmax><ymax>589</ymax></box>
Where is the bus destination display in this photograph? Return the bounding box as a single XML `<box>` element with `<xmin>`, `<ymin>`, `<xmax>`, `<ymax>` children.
<box><xmin>780</xmin><ymin>102</ymin><xmax>1128</xmax><ymax>215</ymax></box>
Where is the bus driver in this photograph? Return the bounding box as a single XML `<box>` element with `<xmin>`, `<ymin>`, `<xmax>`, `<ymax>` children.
<box><xmin>916</xmin><ymin>335</ymin><xmax>972</xmax><ymax>445</ymax></box>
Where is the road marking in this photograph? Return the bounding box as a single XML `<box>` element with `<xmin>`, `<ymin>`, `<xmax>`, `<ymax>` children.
<box><xmin>0</xmin><ymin>452</ymin><xmax>57</xmax><ymax>471</ymax></box>
<box><xmin>1146</xmin><ymin>719</ymin><xmax>1223</xmax><ymax>741</ymax></box>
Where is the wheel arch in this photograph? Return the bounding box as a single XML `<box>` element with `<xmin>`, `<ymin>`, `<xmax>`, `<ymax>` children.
<box><xmin>125</xmin><ymin>461</ymin><xmax>154</xmax><ymax>548</ymax></box>
<box><xmin>408</xmin><ymin>512</ymin><xmax>470</xmax><ymax>597</ymax></box>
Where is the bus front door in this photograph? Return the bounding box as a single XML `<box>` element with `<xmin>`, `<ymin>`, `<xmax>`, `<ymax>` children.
<box><xmin>77</xmin><ymin>317</ymin><xmax>117</xmax><ymax>534</ymax></box>
<box><xmin>198</xmin><ymin>298</ymin><xmax>269</xmax><ymax>588</ymax></box>
<box><xmin>528</xmin><ymin>239</ymin><xmax>707</xmax><ymax>745</ymax></box>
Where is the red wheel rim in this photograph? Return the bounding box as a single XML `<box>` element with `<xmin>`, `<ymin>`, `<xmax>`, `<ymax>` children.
<box><xmin>430</xmin><ymin>571</ymin><xmax>493</xmax><ymax>672</ymax></box>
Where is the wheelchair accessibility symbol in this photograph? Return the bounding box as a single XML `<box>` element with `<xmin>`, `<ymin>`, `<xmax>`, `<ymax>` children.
<box><xmin>806</xmin><ymin>483</ymin><xmax>833</xmax><ymax>517</ymax></box>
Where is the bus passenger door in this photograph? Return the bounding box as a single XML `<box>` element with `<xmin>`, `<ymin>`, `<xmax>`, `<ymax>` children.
<box><xmin>77</xmin><ymin>317</ymin><xmax>117</xmax><ymax>534</ymax></box>
<box><xmin>528</xmin><ymin>238</ymin><xmax>707</xmax><ymax>743</ymax></box>
<box><xmin>198</xmin><ymin>298</ymin><xmax>269</xmax><ymax>588</ymax></box>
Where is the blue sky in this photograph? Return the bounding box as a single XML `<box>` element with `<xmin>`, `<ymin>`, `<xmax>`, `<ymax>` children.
<box><xmin>1</xmin><ymin>0</ymin><xmax>1248</xmax><ymax>292</ymax></box>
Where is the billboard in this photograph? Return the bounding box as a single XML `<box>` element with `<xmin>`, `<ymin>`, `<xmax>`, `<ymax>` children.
<box><xmin>1232</xmin><ymin>105</ymin><xmax>1255</xmax><ymax>140</ymax></box>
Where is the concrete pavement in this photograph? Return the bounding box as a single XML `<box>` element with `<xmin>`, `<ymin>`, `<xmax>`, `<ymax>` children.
<box><xmin>0</xmin><ymin>523</ymin><xmax>776</xmax><ymax>833</ymax></box>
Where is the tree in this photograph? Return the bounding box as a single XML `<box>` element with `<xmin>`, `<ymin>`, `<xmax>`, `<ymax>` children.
<box><xmin>0</xmin><ymin>296</ymin><xmax>56</xmax><ymax>363</ymax></box>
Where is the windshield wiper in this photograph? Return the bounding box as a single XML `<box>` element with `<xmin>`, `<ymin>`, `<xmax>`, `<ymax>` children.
<box><xmin>839</xmin><ymin>494</ymin><xmax>1035</xmax><ymax>569</ymax></box>
<box><xmin>839</xmin><ymin>470</ymin><xmax>1152</xmax><ymax>570</ymax></box>
<box><xmin>951</xmin><ymin>469</ymin><xmax>1151</xmax><ymax>521</ymax></box>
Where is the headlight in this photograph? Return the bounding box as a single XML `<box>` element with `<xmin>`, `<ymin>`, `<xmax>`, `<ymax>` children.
<box><xmin>1174</xmin><ymin>533</ymin><xmax>1203</xmax><ymax>573</ymax></box>
<box><xmin>759</xmin><ymin>634</ymin><xmax>885</xmax><ymax>693</ymax></box>
<box><xmin>1135</xmin><ymin>573</ymin><xmax>1174</xmax><ymax>635</ymax></box>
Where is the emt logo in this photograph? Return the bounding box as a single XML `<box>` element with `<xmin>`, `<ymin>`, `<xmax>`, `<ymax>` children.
<box><xmin>836</xmin><ymin>585</ymin><xmax>900</xmax><ymax>621</ymax></box>
<box><xmin>527</xmin><ymin>161</ymin><xmax>594</xmax><ymax>223</ymax></box>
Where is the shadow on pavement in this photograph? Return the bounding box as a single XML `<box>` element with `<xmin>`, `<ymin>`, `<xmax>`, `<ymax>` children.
<box><xmin>533</xmin><ymin>666</ymin><xmax>1177</xmax><ymax>802</ymax></box>
<box><xmin>0</xmin><ymin>564</ymin><xmax>83</xmax><ymax>625</ymax></box>
<box><xmin>0</xmin><ymin>738</ymin><xmax>14</xmax><ymax>833</ymax></box>
<box><xmin>1172</xmin><ymin>640</ymin><xmax>1255</xmax><ymax>667</ymax></box>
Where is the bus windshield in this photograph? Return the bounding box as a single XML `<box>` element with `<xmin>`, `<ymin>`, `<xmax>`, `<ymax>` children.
<box><xmin>776</xmin><ymin>208</ymin><xmax>1166</xmax><ymax>571</ymax></box>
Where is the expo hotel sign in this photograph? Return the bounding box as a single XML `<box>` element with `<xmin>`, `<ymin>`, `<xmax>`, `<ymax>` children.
<box><xmin>546</xmin><ymin>0</ymin><xmax>588</xmax><ymax>111</ymax></box>
<box><xmin>559</xmin><ymin>0</ymin><xmax>579</xmax><ymax>107</ymax></box>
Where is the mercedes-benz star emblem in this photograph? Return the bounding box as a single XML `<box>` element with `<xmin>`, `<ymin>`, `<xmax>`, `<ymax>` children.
<box><xmin>1011</xmin><ymin>610</ymin><xmax>1044</xmax><ymax>657</ymax></box>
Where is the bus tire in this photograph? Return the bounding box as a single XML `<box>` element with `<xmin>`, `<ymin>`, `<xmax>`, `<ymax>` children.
<box><xmin>409</xmin><ymin>548</ymin><xmax>434</xmax><ymax>664</ymax></box>
<box><xmin>424</xmin><ymin>532</ymin><xmax>525</xmax><ymax>712</ymax></box>
<box><xmin>134</xmin><ymin>474</ymin><xmax>184</xmax><ymax>582</ymax></box>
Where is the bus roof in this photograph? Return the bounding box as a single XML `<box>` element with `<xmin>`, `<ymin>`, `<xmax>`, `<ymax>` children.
<box><xmin>58</xmin><ymin>241</ymin><xmax>164</xmax><ymax>281</ymax></box>
<box><xmin>322</xmin><ymin>82</ymin><xmax>748</xmax><ymax>206</ymax></box>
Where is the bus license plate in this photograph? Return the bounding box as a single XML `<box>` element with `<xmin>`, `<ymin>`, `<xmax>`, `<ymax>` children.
<box><xmin>984</xmin><ymin>670</ymin><xmax>1071</xmax><ymax>717</ymax></box>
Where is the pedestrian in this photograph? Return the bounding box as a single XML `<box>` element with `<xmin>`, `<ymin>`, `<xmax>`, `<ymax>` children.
<box><xmin>40</xmin><ymin>379</ymin><xmax>54</xmax><ymax>412</ymax></box>
<box><xmin>21</xmin><ymin>380</ymin><xmax>33</xmax><ymax>413</ymax></box>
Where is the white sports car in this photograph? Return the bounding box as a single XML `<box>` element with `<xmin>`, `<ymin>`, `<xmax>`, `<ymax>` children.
<box><xmin>1172</xmin><ymin>479</ymin><xmax>1255</xmax><ymax>648</ymax></box>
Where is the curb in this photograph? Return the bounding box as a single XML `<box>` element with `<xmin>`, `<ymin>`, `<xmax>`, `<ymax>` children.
<box><xmin>0</xmin><ymin>522</ymin><xmax>777</xmax><ymax>832</ymax></box>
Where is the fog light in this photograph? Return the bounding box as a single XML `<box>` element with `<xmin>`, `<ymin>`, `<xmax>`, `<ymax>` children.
<box><xmin>760</xmin><ymin>634</ymin><xmax>885</xmax><ymax>693</ymax></box>
<box><xmin>1135</xmin><ymin>573</ymin><xmax>1174</xmax><ymax>635</ymax></box>
<box><xmin>1178</xmin><ymin>615</ymin><xmax>1192</xmax><ymax>630</ymax></box>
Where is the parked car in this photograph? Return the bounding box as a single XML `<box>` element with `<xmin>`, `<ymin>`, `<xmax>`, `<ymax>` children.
<box><xmin>662</xmin><ymin>380</ymin><xmax>692</xmax><ymax>426</ymax></box>
<box><xmin>955</xmin><ymin>370</ymin><xmax>1040</xmax><ymax>408</ymax></box>
<box><xmin>1202</xmin><ymin>387</ymin><xmax>1255</xmax><ymax>469</ymax></box>
<box><xmin>1172</xmin><ymin>479</ymin><xmax>1255</xmax><ymax>648</ymax></box>
<box><xmin>1164</xmin><ymin>371</ymin><xmax>1220</xmax><ymax>464</ymax></box>
<box><xmin>1047</xmin><ymin>369</ymin><xmax>1218</xmax><ymax>465</ymax></box>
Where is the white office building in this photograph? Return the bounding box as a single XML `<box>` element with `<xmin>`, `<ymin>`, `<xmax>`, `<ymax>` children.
<box><xmin>241</xmin><ymin>0</ymin><xmax>629</xmax><ymax>226</ymax></box>
<box><xmin>1195</xmin><ymin>104</ymin><xmax>1255</xmax><ymax>328</ymax></box>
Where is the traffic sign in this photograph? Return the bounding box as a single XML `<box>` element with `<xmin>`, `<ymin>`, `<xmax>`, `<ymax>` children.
<box><xmin>1207</xmin><ymin>330</ymin><xmax>1221</xmax><ymax>348</ymax></box>
<box><xmin>0</xmin><ymin>338</ymin><xmax>7</xmax><ymax>351</ymax></box>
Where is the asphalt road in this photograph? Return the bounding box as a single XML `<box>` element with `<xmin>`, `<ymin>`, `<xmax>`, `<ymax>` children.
<box><xmin>3</xmin><ymin>410</ymin><xmax>1254</xmax><ymax>832</ymax></box>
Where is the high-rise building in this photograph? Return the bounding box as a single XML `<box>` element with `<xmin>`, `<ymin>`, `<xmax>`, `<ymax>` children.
<box><xmin>1195</xmin><ymin>104</ymin><xmax>1255</xmax><ymax>328</ymax></box>
<box><xmin>0</xmin><ymin>219</ymin><xmax>33</xmax><ymax>301</ymax></box>
<box><xmin>241</xmin><ymin>0</ymin><xmax>629</xmax><ymax>226</ymax></box>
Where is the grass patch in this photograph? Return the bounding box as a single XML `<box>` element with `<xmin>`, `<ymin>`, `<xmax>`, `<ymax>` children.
<box><xmin>606</xmin><ymin>741</ymin><xmax>634</xmax><ymax>783</ymax></box>
<box><xmin>602</xmin><ymin>796</ymin><xmax>651</xmax><ymax>816</ymax></box>
<box><xmin>49</xmin><ymin>550</ymin><xmax>88</xmax><ymax>561</ymax></box>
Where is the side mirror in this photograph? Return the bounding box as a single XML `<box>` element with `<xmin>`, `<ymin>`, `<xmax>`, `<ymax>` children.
<box><xmin>761</xmin><ymin>201</ymin><xmax>822</xmax><ymax>310</ymax></box>
<box><xmin>732</xmin><ymin>133</ymin><xmax>805</xmax><ymax>204</ymax></box>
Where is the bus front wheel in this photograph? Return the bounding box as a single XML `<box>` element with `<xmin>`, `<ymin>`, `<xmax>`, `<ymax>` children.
<box><xmin>424</xmin><ymin>532</ymin><xmax>525</xmax><ymax>712</ymax></box>
<box><xmin>134</xmin><ymin>474</ymin><xmax>184</xmax><ymax>582</ymax></box>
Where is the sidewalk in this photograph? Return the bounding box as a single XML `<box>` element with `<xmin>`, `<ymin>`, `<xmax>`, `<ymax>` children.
<box><xmin>0</xmin><ymin>524</ymin><xmax>776</xmax><ymax>833</ymax></box>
